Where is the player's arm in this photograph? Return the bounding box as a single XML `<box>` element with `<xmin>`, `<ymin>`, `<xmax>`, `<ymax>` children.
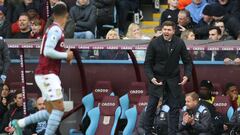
<box><xmin>43</xmin><ymin>26</ymin><xmax>67</xmax><ymax>59</ymax></box>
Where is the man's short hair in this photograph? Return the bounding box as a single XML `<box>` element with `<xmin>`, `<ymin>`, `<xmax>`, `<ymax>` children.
<box><xmin>19</xmin><ymin>12</ymin><xmax>30</xmax><ymax>20</ymax></box>
<box><xmin>52</xmin><ymin>2</ymin><xmax>68</xmax><ymax>16</ymax></box>
<box><xmin>161</xmin><ymin>21</ymin><xmax>176</xmax><ymax>30</ymax></box>
<box><xmin>209</xmin><ymin>26</ymin><xmax>221</xmax><ymax>35</ymax></box>
<box><xmin>154</xmin><ymin>25</ymin><xmax>162</xmax><ymax>33</ymax></box>
<box><xmin>186</xmin><ymin>92</ymin><xmax>199</xmax><ymax>101</ymax></box>
<box><xmin>13</xmin><ymin>90</ymin><xmax>22</xmax><ymax>99</ymax></box>
<box><xmin>225</xmin><ymin>82</ymin><xmax>237</xmax><ymax>93</ymax></box>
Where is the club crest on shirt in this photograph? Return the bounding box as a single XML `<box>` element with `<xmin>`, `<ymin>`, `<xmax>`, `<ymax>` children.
<box><xmin>51</xmin><ymin>35</ymin><xmax>56</xmax><ymax>41</ymax></box>
<box><xmin>60</xmin><ymin>42</ymin><xmax>65</xmax><ymax>47</ymax></box>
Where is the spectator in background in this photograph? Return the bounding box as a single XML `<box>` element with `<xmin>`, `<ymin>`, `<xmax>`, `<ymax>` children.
<box><xmin>124</xmin><ymin>23</ymin><xmax>150</xmax><ymax>61</ymax></box>
<box><xmin>7</xmin><ymin>0</ymin><xmax>38</xmax><ymax>23</ymax></box>
<box><xmin>216</xmin><ymin>0</ymin><xmax>239</xmax><ymax>17</ymax></box>
<box><xmin>208</xmin><ymin>26</ymin><xmax>222</xmax><ymax>41</ymax></box>
<box><xmin>99</xmin><ymin>29</ymin><xmax>128</xmax><ymax>60</ymax></box>
<box><xmin>0</xmin><ymin>91</ymin><xmax>33</xmax><ymax>135</ymax></box>
<box><xmin>12</xmin><ymin>13</ymin><xmax>31</xmax><ymax>38</ymax></box>
<box><xmin>44</xmin><ymin>0</ymin><xmax>75</xmax><ymax>38</ymax></box>
<box><xmin>180</xmin><ymin>29</ymin><xmax>195</xmax><ymax>40</ymax></box>
<box><xmin>194</xmin><ymin>4</ymin><xmax>214</xmax><ymax>39</ymax></box>
<box><xmin>176</xmin><ymin>10</ymin><xmax>195</xmax><ymax>37</ymax></box>
<box><xmin>116</xmin><ymin>0</ymin><xmax>140</xmax><ymax>35</ymax></box>
<box><xmin>0</xmin><ymin>6</ymin><xmax>11</xmax><ymax>38</ymax></box>
<box><xmin>185</xmin><ymin>0</ymin><xmax>207</xmax><ymax>24</ymax></box>
<box><xmin>32</xmin><ymin>97</ymin><xmax>47</xmax><ymax>135</ymax></box>
<box><xmin>0</xmin><ymin>39</ymin><xmax>10</xmax><ymax>86</ymax></box>
<box><xmin>178</xmin><ymin>0</ymin><xmax>191</xmax><ymax>10</ymax></box>
<box><xmin>178</xmin><ymin>92</ymin><xmax>212</xmax><ymax>135</ymax></box>
<box><xmin>160</xmin><ymin>0</ymin><xmax>179</xmax><ymax>25</ymax></box>
<box><xmin>225</xmin><ymin>82</ymin><xmax>240</xmax><ymax>111</ymax></box>
<box><xmin>30</xmin><ymin>19</ymin><xmax>43</xmax><ymax>39</ymax></box>
<box><xmin>11</xmin><ymin>5</ymin><xmax>45</xmax><ymax>36</ymax></box>
<box><xmin>93</xmin><ymin>0</ymin><xmax>115</xmax><ymax>38</ymax></box>
<box><xmin>153</xmin><ymin>25</ymin><xmax>162</xmax><ymax>38</ymax></box>
<box><xmin>210</xmin><ymin>4</ymin><xmax>240</xmax><ymax>39</ymax></box>
<box><xmin>0</xmin><ymin>84</ymin><xmax>10</xmax><ymax>133</ymax></box>
<box><xmin>213</xmin><ymin>20</ymin><xmax>233</xmax><ymax>40</ymax></box>
<box><xmin>70</xmin><ymin>0</ymin><xmax>96</xmax><ymax>39</ymax></box>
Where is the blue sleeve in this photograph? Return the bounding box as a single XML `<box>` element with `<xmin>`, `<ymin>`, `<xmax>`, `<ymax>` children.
<box><xmin>43</xmin><ymin>26</ymin><xmax>67</xmax><ymax>59</ymax></box>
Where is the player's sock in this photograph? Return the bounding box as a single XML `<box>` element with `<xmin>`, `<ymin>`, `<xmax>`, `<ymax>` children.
<box><xmin>45</xmin><ymin>109</ymin><xmax>64</xmax><ymax>135</ymax></box>
<box><xmin>18</xmin><ymin>110</ymin><xmax>49</xmax><ymax>128</ymax></box>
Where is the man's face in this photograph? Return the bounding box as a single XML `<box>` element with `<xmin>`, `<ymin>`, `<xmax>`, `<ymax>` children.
<box><xmin>209</xmin><ymin>29</ymin><xmax>220</xmax><ymax>40</ymax></box>
<box><xmin>218</xmin><ymin>0</ymin><xmax>228</xmax><ymax>5</ymax></box>
<box><xmin>78</xmin><ymin>0</ymin><xmax>88</xmax><ymax>5</ymax></box>
<box><xmin>227</xmin><ymin>86</ymin><xmax>238</xmax><ymax>101</ymax></box>
<box><xmin>185</xmin><ymin>96</ymin><xmax>197</xmax><ymax>110</ymax></box>
<box><xmin>0</xmin><ymin>0</ymin><xmax>4</xmax><ymax>5</ymax></box>
<box><xmin>14</xmin><ymin>93</ymin><xmax>23</xmax><ymax>107</ymax></box>
<box><xmin>193</xmin><ymin>0</ymin><xmax>202</xmax><ymax>5</ymax></box>
<box><xmin>1</xmin><ymin>85</ymin><xmax>9</xmax><ymax>98</ymax></box>
<box><xmin>178</xmin><ymin>13</ymin><xmax>188</xmax><ymax>26</ymax></box>
<box><xmin>24</xmin><ymin>0</ymin><xmax>33</xmax><ymax>4</ymax></box>
<box><xmin>215</xmin><ymin>22</ymin><xmax>225</xmax><ymax>35</ymax></box>
<box><xmin>199</xmin><ymin>87</ymin><xmax>210</xmax><ymax>99</ymax></box>
<box><xmin>202</xmin><ymin>15</ymin><xmax>212</xmax><ymax>23</ymax></box>
<box><xmin>168</xmin><ymin>0</ymin><xmax>178</xmax><ymax>7</ymax></box>
<box><xmin>0</xmin><ymin>11</ymin><xmax>4</xmax><ymax>22</ymax></box>
<box><xmin>50</xmin><ymin>0</ymin><xmax>60</xmax><ymax>6</ymax></box>
<box><xmin>187</xmin><ymin>32</ymin><xmax>195</xmax><ymax>40</ymax></box>
<box><xmin>162</xmin><ymin>25</ymin><xmax>175</xmax><ymax>40</ymax></box>
<box><xmin>107</xmin><ymin>31</ymin><xmax>119</xmax><ymax>39</ymax></box>
<box><xmin>27</xmin><ymin>9</ymin><xmax>38</xmax><ymax>19</ymax></box>
<box><xmin>18</xmin><ymin>15</ymin><xmax>30</xmax><ymax>31</ymax></box>
<box><xmin>36</xmin><ymin>97</ymin><xmax>45</xmax><ymax>110</ymax></box>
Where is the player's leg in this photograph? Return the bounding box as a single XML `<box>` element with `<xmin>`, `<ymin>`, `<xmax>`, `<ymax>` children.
<box><xmin>44</xmin><ymin>74</ymin><xmax>65</xmax><ymax>135</ymax></box>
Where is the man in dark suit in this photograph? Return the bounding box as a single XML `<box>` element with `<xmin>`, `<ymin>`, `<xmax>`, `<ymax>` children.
<box><xmin>144</xmin><ymin>21</ymin><xmax>192</xmax><ymax>135</ymax></box>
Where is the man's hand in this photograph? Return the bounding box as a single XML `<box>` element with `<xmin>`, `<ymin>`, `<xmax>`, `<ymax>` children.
<box><xmin>151</xmin><ymin>77</ymin><xmax>163</xmax><ymax>86</ymax></box>
<box><xmin>183</xmin><ymin>112</ymin><xmax>190</xmax><ymax>124</ymax></box>
<box><xmin>66</xmin><ymin>48</ymin><xmax>74</xmax><ymax>64</ymax></box>
<box><xmin>234</xmin><ymin>58</ymin><xmax>240</xmax><ymax>65</ymax></box>
<box><xmin>224</xmin><ymin>58</ymin><xmax>233</xmax><ymax>65</ymax></box>
<box><xmin>178</xmin><ymin>25</ymin><xmax>186</xmax><ymax>32</ymax></box>
<box><xmin>179</xmin><ymin>76</ymin><xmax>188</xmax><ymax>85</ymax></box>
<box><xmin>5</xmin><ymin>126</ymin><xmax>15</xmax><ymax>133</ymax></box>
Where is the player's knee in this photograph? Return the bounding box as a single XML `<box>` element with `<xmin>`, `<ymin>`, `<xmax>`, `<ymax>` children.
<box><xmin>52</xmin><ymin>100</ymin><xmax>65</xmax><ymax>112</ymax></box>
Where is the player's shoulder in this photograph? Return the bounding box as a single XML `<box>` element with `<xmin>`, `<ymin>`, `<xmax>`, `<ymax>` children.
<box><xmin>48</xmin><ymin>25</ymin><xmax>62</xmax><ymax>34</ymax></box>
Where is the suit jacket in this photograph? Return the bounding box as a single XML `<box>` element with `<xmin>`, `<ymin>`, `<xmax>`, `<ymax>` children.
<box><xmin>144</xmin><ymin>35</ymin><xmax>192</xmax><ymax>98</ymax></box>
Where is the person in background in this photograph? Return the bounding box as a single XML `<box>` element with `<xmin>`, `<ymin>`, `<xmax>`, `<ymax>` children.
<box><xmin>0</xmin><ymin>6</ymin><xmax>11</xmax><ymax>38</ymax></box>
<box><xmin>124</xmin><ymin>23</ymin><xmax>150</xmax><ymax>61</ymax></box>
<box><xmin>0</xmin><ymin>38</ymin><xmax>10</xmax><ymax>86</ymax></box>
<box><xmin>180</xmin><ymin>29</ymin><xmax>195</xmax><ymax>40</ymax></box>
<box><xmin>185</xmin><ymin>0</ymin><xmax>207</xmax><ymax>24</ymax></box>
<box><xmin>160</xmin><ymin>0</ymin><xmax>179</xmax><ymax>25</ymax></box>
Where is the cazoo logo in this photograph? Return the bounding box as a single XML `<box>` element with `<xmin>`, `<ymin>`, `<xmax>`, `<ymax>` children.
<box><xmin>101</xmin><ymin>102</ymin><xmax>115</xmax><ymax>107</ymax></box>
<box><xmin>214</xmin><ymin>103</ymin><xmax>227</xmax><ymax>107</ymax></box>
<box><xmin>130</xmin><ymin>90</ymin><xmax>144</xmax><ymax>94</ymax></box>
<box><xmin>138</xmin><ymin>102</ymin><xmax>148</xmax><ymax>106</ymax></box>
<box><xmin>95</xmin><ymin>89</ymin><xmax>109</xmax><ymax>93</ymax></box>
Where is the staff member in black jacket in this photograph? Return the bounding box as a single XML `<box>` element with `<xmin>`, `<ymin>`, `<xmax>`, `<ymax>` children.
<box><xmin>0</xmin><ymin>38</ymin><xmax>10</xmax><ymax>87</ymax></box>
<box><xmin>144</xmin><ymin>21</ymin><xmax>192</xmax><ymax>135</ymax></box>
